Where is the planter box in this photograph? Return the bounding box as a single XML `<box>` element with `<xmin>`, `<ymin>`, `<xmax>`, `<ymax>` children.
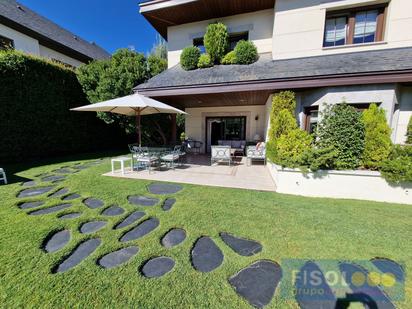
<box><xmin>267</xmin><ymin>163</ymin><xmax>412</xmax><ymax>205</ymax></box>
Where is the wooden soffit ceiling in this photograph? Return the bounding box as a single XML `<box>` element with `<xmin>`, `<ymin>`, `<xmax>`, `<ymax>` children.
<box><xmin>140</xmin><ymin>0</ymin><xmax>276</xmax><ymax>39</ymax></box>
<box><xmin>155</xmin><ymin>90</ymin><xmax>272</xmax><ymax>109</ymax></box>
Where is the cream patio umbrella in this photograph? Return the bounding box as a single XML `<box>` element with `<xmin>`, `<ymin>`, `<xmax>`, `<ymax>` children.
<box><xmin>71</xmin><ymin>92</ymin><xmax>187</xmax><ymax>147</ymax></box>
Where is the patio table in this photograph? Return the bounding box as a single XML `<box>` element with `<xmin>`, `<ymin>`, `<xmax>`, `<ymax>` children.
<box><xmin>132</xmin><ymin>147</ymin><xmax>173</xmax><ymax>171</ymax></box>
<box><xmin>111</xmin><ymin>156</ymin><xmax>133</xmax><ymax>175</ymax></box>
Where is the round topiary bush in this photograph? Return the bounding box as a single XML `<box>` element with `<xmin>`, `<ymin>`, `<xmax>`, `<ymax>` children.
<box><xmin>234</xmin><ymin>40</ymin><xmax>258</xmax><ymax>65</ymax></box>
<box><xmin>204</xmin><ymin>23</ymin><xmax>228</xmax><ymax>63</ymax></box>
<box><xmin>180</xmin><ymin>46</ymin><xmax>201</xmax><ymax>70</ymax></box>
<box><xmin>197</xmin><ymin>53</ymin><xmax>213</xmax><ymax>68</ymax></box>
<box><xmin>221</xmin><ymin>51</ymin><xmax>237</xmax><ymax>65</ymax></box>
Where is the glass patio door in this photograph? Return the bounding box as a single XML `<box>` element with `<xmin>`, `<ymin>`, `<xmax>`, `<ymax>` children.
<box><xmin>206</xmin><ymin>117</ymin><xmax>246</xmax><ymax>152</ymax></box>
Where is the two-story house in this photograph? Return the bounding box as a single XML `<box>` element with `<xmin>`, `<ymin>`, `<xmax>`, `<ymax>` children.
<box><xmin>136</xmin><ymin>0</ymin><xmax>412</xmax><ymax>152</ymax></box>
<box><xmin>0</xmin><ymin>0</ymin><xmax>110</xmax><ymax>67</ymax></box>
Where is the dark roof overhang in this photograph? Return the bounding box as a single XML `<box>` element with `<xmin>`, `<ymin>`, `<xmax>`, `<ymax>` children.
<box><xmin>139</xmin><ymin>0</ymin><xmax>276</xmax><ymax>39</ymax></box>
<box><xmin>138</xmin><ymin>69</ymin><xmax>412</xmax><ymax>98</ymax></box>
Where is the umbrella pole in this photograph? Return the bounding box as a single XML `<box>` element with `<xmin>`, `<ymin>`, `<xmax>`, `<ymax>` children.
<box><xmin>136</xmin><ymin>109</ymin><xmax>141</xmax><ymax>147</ymax></box>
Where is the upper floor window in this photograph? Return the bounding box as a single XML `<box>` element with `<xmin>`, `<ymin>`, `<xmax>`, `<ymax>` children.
<box><xmin>228</xmin><ymin>32</ymin><xmax>249</xmax><ymax>50</ymax></box>
<box><xmin>0</xmin><ymin>35</ymin><xmax>14</xmax><ymax>50</ymax></box>
<box><xmin>323</xmin><ymin>5</ymin><xmax>387</xmax><ymax>48</ymax></box>
<box><xmin>193</xmin><ymin>32</ymin><xmax>249</xmax><ymax>53</ymax></box>
<box><xmin>193</xmin><ymin>37</ymin><xmax>206</xmax><ymax>53</ymax></box>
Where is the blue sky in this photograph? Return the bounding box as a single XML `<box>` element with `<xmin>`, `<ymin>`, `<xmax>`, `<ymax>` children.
<box><xmin>18</xmin><ymin>0</ymin><xmax>159</xmax><ymax>54</ymax></box>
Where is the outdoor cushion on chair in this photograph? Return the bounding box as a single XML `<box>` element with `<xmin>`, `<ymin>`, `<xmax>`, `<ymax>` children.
<box><xmin>246</xmin><ymin>145</ymin><xmax>266</xmax><ymax>166</ymax></box>
<box><xmin>211</xmin><ymin>145</ymin><xmax>232</xmax><ymax>166</ymax></box>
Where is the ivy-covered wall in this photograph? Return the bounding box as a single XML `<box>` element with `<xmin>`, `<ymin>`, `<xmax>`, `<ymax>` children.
<box><xmin>0</xmin><ymin>51</ymin><xmax>126</xmax><ymax>163</ymax></box>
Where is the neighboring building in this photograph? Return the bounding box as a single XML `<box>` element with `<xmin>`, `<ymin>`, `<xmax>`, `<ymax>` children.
<box><xmin>0</xmin><ymin>0</ymin><xmax>110</xmax><ymax>67</ymax></box>
<box><xmin>136</xmin><ymin>0</ymin><xmax>412</xmax><ymax>150</ymax></box>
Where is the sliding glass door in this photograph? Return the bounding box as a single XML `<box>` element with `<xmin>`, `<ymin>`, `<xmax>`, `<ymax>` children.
<box><xmin>206</xmin><ymin>117</ymin><xmax>246</xmax><ymax>152</ymax></box>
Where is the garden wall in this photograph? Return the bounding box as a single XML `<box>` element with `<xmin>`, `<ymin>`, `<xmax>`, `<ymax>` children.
<box><xmin>0</xmin><ymin>51</ymin><xmax>126</xmax><ymax>163</ymax></box>
<box><xmin>267</xmin><ymin>163</ymin><xmax>412</xmax><ymax>205</ymax></box>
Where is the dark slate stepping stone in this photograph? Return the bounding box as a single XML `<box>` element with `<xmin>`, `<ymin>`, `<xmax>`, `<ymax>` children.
<box><xmin>49</xmin><ymin>188</ymin><xmax>69</xmax><ymax>198</ymax></box>
<box><xmin>73</xmin><ymin>165</ymin><xmax>89</xmax><ymax>170</ymax></box>
<box><xmin>58</xmin><ymin>212</ymin><xmax>82</xmax><ymax>220</ymax></box>
<box><xmin>98</xmin><ymin>246</ymin><xmax>139</xmax><ymax>269</ymax></box>
<box><xmin>162</xmin><ymin>198</ymin><xmax>176</xmax><ymax>211</ymax></box>
<box><xmin>338</xmin><ymin>262</ymin><xmax>395</xmax><ymax>309</ymax></box>
<box><xmin>18</xmin><ymin>201</ymin><xmax>45</xmax><ymax>210</ymax></box>
<box><xmin>148</xmin><ymin>183</ymin><xmax>183</xmax><ymax>195</ymax></box>
<box><xmin>53</xmin><ymin>168</ymin><xmax>76</xmax><ymax>174</ymax></box>
<box><xmin>80</xmin><ymin>221</ymin><xmax>107</xmax><ymax>234</ymax></box>
<box><xmin>220</xmin><ymin>232</ymin><xmax>262</xmax><ymax>256</ymax></box>
<box><xmin>22</xmin><ymin>180</ymin><xmax>37</xmax><ymax>187</ymax></box>
<box><xmin>102</xmin><ymin>205</ymin><xmax>125</xmax><ymax>216</ymax></box>
<box><xmin>229</xmin><ymin>260</ymin><xmax>282</xmax><ymax>309</ymax></box>
<box><xmin>114</xmin><ymin>211</ymin><xmax>146</xmax><ymax>230</ymax></box>
<box><xmin>191</xmin><ymin>236</ymin><xmax>223</xmax><ymax>273</ymax></box>
<box><xmin>128</xmin><ymin>196</ymin><xmax>159</xmax><ymax>207</ymax></box>
<box><xmin>83</xmin><ymin>198</ymin><xmax>104</xmax><ymax>209</ymax></box>
<box><xmin>44</xmin><ymin>230</ymin><xmax>71</xmax><ymax>253</ymax></box>
<box><xmin>161</xmin><ymin>229</ymin><xmax>186</xmax><ymax>248</ymax></box>
<box><xmin>54</xmin><ymin>238</ymin><xmax>101</xmax><ymax>273</ymax></box>
<box><xmin>41</xmin><ymin>175</ymin><xmax>65</xmax><ymax>182</ymax></box>
<box><xmin>295</xmin><ymin>261</ymin><xmax>336</xmax><ymax>309</ymax></box>
<box><xmin>371</xmin><ymin>257</ymin><xmax>405</xmax><ymax>283</ymax></box>
<box><xmin>120</xmin><ymin>217</ymin><xmax>159</xmax><ymax>242</ymax></box>
<box><xmin>141</xmin><ymin>256</ymin><xmax>175</xmax><ymax>278</ymax></box>
<box><xmin>18</xmin><ymin>186</ymin><xmax>54</xmax><ymax>198</ymax></box>
<box><xmin>62</xmin><ymin>193</ymin><xmax>81</xmax><ymax>201</ymax></box>
<box><xmin>29</xmin><ymin>203</ymin><xmax>72</xmax><ymax>215</ymax></box>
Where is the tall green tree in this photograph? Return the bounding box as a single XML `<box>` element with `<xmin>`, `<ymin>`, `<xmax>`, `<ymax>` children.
<box><xmin>76</xmin><ymin>46</ymin><xmax>173</xmax><ymax>145</ymax></box>
<box><xmin>316</xmin><ymin>103</ymin><xmax>365</xmax><ymax>170</ymax></box>
<box><xmin>361</xmin><ymin>104</ymin><xmax>392</xmax><ymax>169</ymax></box>
<box><xmin>407</xmin><ymin>116</ymin><xmax>412</xmax><ymax>144</ymax></box>
<box><xmin>266</xmin><ymin>91</ymin><xmax>312</xmax><ymax>167</ymax></box>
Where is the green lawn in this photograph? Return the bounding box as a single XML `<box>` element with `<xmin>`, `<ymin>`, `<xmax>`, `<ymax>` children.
<box><xmin>0</xmin><ymin>153</ymin><xmax>410</xmax><ymax>308</ymax></box>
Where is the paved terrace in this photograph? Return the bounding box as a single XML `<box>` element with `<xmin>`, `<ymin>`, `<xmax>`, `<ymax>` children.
<box><xmin>104</xmin><ymin>155</ymin><xmax>276</xmax><ymax>192</ymax></box>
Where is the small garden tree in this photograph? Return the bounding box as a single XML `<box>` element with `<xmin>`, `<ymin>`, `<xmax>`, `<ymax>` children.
<box><xmin>361</xmin><ymin>104</ymin><xmax>392</xmax><ymax>169</ymax></box>
<box><xmin>77</xmin><ymin>47</ymin><xmax>173</xmax><ymax>145</ymax></box>
<box><xmin>266</xmin><ymin>91</ymin><xmax>312</xmax><ymax>167</ymax></box>
<box><xmin>204</xmin><ymin>23</ymin><xmax>228</xmax><ymax>63</ymax></box>
<box><xmin>316</xmin><ymin>103</ymin><xmax>365</xmax><ymax>170</ymax></box>
<box><xmin>407</xmin><ymin>116</ymin><xmax>412</xmax><ymax>144</ymax></box>
<box><xmin>180</xmin><ymin>46</ymin><xmax>201</xmax><ymax>70</ymax></box>
<box><xmin>234</xmin><ymin>40</ymin><xmax>258</xmax><ymax>65</ymax></box>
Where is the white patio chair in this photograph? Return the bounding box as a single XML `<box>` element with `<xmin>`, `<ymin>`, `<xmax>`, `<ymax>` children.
<box><xmin>161</xmin><ymin>146</ymin><xmax>181</xmax><ymax>170</ymax></box>
<box><xmin>0</xmin><ymin>168</ymin><xmax>7</xmax><ymax>184</ymax></box>
<box><xmin>246</xmin><ymin>146</ymin><xmax>266</xmax><ymax>166</ymax></box>
<box><xmin>128</xmin><ymin>144</ymin><xmax>158</xmax><ymax>173</ymax></box>
<box><xmin>211</xmin><ymin>145</ymin><xmax>232</xmax><ymax>166</ymax></box>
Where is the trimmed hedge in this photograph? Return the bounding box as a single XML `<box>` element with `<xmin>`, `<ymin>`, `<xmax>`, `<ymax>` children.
<box><xmin>0</xmin><ymin>50</ymin><xmax>126</xmax><ymax>163</ymax></box>
<box><xmin>234</xmin><ymin>40</ymin><xmax>258</xmax><ymax>65</ymax></box>
<box><xmin>197</xmin><ymin>53</ymin><xmax>213</xmax><ymax>68</ymax></box>
<box><xmin>204</xmin><ymin>23</ymin><xmax>228</xmax><ymax>63</ymax></box>
<box><xmin>407</xmin><ymin>116</ymin><xmax>412</xmax><ymax>144</ymax></box>
<box><xmin>221</xmin><ymin>51</ymin><xmax>237</xmax><ymax>65</ymax></box>
<box><xmin>180</xmin><ymin>46</ymin><xmax>200</xmax><ymax>70</ymax></box>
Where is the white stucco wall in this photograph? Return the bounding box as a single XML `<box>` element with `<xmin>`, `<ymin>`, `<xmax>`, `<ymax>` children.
<box><xmin>167</xmin><ymin>9</ymin><xmax>274</xmax><ymax>68</ymax></box>
<box><xmin>394</xmin><ymin>86</ymin><xmax>412</xmax><ymax>144</ymax></box>
<box><xmin>0</xmin><ymin>23</ymin><xmax>85</xmax><ymax>67</ymax></box>
<box><xmin>39</xmin><ymin>45</ymin><xmax>83</xmax><ymax>67</ymax></box>
<box><xmin>268</xmin><ymin>163</ymin><xmax>412</xmax><ymax>204</ymax></box>
<box><xmin>185</xmin><ymin>105</ymin><xmax>268</xmax><ymax>153</ymax></box>
<box><xmin>297</xmin><ymin>84</ymin><xmax>398</xmax><ymax>140</ymax></box>
<box><xmin>273</xmin><ymin>0</ymin><xmax>412</xmax><ymax>60</ymax></box>
<box><xmin>0</xmin><ymin>23</ymin><xmax>40</xmax><ymax>54</ymax></box>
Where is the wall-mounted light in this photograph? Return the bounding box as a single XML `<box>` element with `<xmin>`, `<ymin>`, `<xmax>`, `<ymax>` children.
<box><xmin>255</xmin><ymin>115</ymin><xmax>259</xmax><ymax>121</ymax></box>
